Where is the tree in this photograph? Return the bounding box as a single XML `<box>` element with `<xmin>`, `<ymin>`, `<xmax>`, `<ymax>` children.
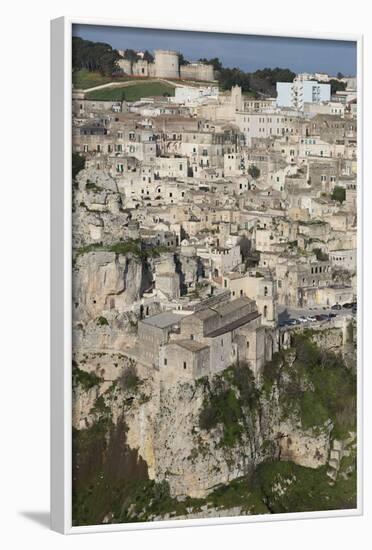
<box><xmin>72</xmin><ymin>153</ymin><xmax>86</xmax><ymax>180</ymax></box>
<box><xmin>72</xmin><ymin>36</ymin><xmax>121</xmax><ymax>75</ymax></box>
<box><xmin>329</xmin><ymin>79</ymin><xmax>346</xmax><ymax>95</ymax></box>
<box><xmin>218</xmin><ymin>67</ymin><xmax>251</xmax><ymax>92</ymax></box>
<box><xmin>120</xmin><ymin>89</ymin><xmax>126</xmax><ymax>111</ymax></box>
<box><xmin>250</xmin><ymin>67</ymin><xmax>295</xmax><ymax>96</ymax></box>
<box><xmin>337</xmin><ymin>72</ymin><xmax>344</xmax><ymax>80</ymax></box>
<box><xmin>198</xmin><ymin>57</ymin><xmax>223</xmax><ymax>71</ymax></box>
<box><xmin>142</xmin><ymin>50</ymin><xmax>154</xmax><ymax>63</ymax></box>
<box><xmin>178</xmin><ymin>53</ymin><xmax>189</xmax><ymax>66</ymax></box>
<box><xmin>123</xmin><ymin>49</ymin><xmax>138</xmax><ymax>62</ymax></box>
<box><xmin>331</xmin><ymin>186</ymin><xmax>346</xmax><ymax>203</ymax></box>
<box><xmin>239</xmin><ymin>236</ymin><xmax>252</xmax><ymax>262</ymax></box>
<box><xmin>248</xmin><ymin>165</ymin><xmax>260</xmax><ymax>180</ymax></box>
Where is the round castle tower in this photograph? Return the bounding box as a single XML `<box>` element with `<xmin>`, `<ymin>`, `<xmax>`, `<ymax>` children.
<box><xmin>154</xmin><ymin>50</ymin><xmax>179</xmax><ymax>79</ymax></box>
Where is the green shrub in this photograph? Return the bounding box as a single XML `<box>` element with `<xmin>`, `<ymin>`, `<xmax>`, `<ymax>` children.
<box><xmin>86</xmin><ymin>181</ymin><xmax>103</xmax><ymax>192</ymax></box>
<box><xmin>331</xmin><ymin>186</ymin><xmax>346</xmax><ymax>203</ymax></box>
<box><xmin>72</xmin><ymin>364</ymin><xmax>101</xmax><ymax>391</ymax></box>
<box><xmin>90</xmin><ymin>395</ymin><xmax>110</xmax><ymax>417</ymax></box>
<box><xmin>200</xmin><ymin>387</ymin><xmax>244</xmax><ymax>447</ymax></box>
<box><xmin>299</xmin><ymin>391</ymin><xmax>329</xmax><ymax>430</ymax></box>
<box><xmin>96</xmin><ymin>316</ymin><xmax>109</xmax><ymax>326</ymax></box>
<box><xmin>255</xmin><ymin>460</ymin><xmax>356</xmax><ymax>513</ymax></box>
<box><xmin>119</xmin><ymin>365</ymin><xmax>140</xmax><ymax>392</ymax></box>
<box><xmin>72</xmin><ymin>152</ymin><xmax>85</xmax><ymax>179</ymax></box>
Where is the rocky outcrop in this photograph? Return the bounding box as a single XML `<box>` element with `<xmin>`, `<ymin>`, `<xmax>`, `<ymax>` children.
<box><xmin>327</xmin><ymin>433</ymin><xmax>356</xmax><ymax>482</ymax></box>
<box><xmin>72</xmin><ymin>169</ymin><xmax>130</xmax><ymax>247</ymax></box>
<box><xmin>73</xmin><ymin>251</ymin><xmax>143</xmax><ymax>320</ymax></box>
<box><xmin>72</xmin><ymin>250</ymin><xmax>149</xmax><ymax>351</ymax></box>
<box><xmin>278</xmin><ymin>420</ymin><xmax>331</xmax><ymax>468</ymax></box>
<box><xmin>73</xmin><ymin>357</ymin><xmax>333</xmax><ymax>499</ymax></box>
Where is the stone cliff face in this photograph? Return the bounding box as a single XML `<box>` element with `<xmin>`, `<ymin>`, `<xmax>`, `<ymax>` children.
<box><xmin>73</xmin><ymin>251</ymin><xmax>143</xmax><ymax>319</ymax></box>
<box><xmin>72</xmin><ymin>251</ymin><xmax>148</xmax><ymax>351</ymax></box>
<box><xmin>72</xmin><ymin>169</ymin><xmax>129</xmax><ymax>247</ymax></box>
<box><xmin>72</xmin><ymin>355</ymin><xmax>331</xmax><ymax>499</ymax></box>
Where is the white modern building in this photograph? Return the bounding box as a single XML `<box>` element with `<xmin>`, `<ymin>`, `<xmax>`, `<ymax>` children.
<box><xmin>276</xmin><ymin>79</ymin><xmax>331</xmax><ymax>110</ymax></box>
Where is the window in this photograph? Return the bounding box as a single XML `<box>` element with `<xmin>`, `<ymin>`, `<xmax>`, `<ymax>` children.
<box><xmin>263</xmin><ymin>306</ymin><xmax>267</xmax><ymax>318</ymax></box>
<box><xmin>164</xmin><ymin>358</ymin><xmax>167</xmax><ymax>365</ymax></box>
<box><xmin>190</xmin><ymin>334</ymin><xmax>194</xmax><ymax>340</ymax></box>
<box><xmin>183</xmin><ymin>362</ymin><xmax>187</xmax><ymax>370</ymax></box>
<box><xmin>264</xmin><ymin>286</ymin><xmax>268</xmax><ymax>296</ymax></box>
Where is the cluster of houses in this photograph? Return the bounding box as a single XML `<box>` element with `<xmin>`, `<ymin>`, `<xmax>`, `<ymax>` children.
<box><xmin>73</xmin><ymin>69</ymin><xmax>357</xmax><ymax>381</ymax></box>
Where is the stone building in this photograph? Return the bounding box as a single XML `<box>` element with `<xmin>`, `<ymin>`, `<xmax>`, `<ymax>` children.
<box><xmin>178</xmin><ymin>297</ymin><xmax>265</xmax><ymax>376</ymax></box>
<box><xmin>180</xmin><ymin>63</ymin><xmax>214</xmax><ymax>81</ymax></box>
<box><xmin>221</xmin><ymin>271</ymin><xmax>278</xmax><ymax>327</ymax></box>
<box><xmin>137</xmin><ymin>296</ymin><xmax>269</xmax><ymax>380</ymax></box>
<box><xmin>154</xmin><ymin>253</ymin><xmax>181</xmax><ymax>300</ymax></box>
<box><xmin>117</xmin><ymin>49</ymin><xmax>214</xmax><ymax>82</ymax></box>
<box><xmin>137</xmin><ymin>310</ymin><xmax>188</xmax><ymax>367</ymax></box>
<box><xmin>275</xmin><ymin>256</ymin><xmax>333</xmax><ymax>307</ymax></box>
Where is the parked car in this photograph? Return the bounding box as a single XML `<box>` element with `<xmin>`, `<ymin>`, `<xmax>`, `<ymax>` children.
<box><xmin>328</xmin><ymin>313</ymin><xmax>337</xmax><ymax>319</ymax></box>
<box><xmin>298</xmin><ymin>316</ymin><xmax>308</xmax><ymax>323</ymax></box>
<box><xmin>342</xmin><ymin>303</ymin><xmax>353</xmax><ymax>309</ymax></box>
<box><xmin>331</xmin><ymin>304</ymin><xmax>342</xmax><ymax>310</ymax></box>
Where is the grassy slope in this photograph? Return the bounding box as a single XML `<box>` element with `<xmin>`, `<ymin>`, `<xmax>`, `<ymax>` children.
<box><xmin>72</xmin><ymin>69</ymin><xmax>131</xmax><ymax>90</ymax></box>
<box><xmin>85</xmin><ymin>81</ymin><xmax>175</xmax><ymax>102</ymax></box>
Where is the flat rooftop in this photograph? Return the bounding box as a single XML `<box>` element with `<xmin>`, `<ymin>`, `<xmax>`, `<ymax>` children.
<box><xmin>174</xmin><ymin>339</ymin><xmax>209</xmax><ymax>352</ymax></box>
<box><xmin>141</xmin><ymin>311</ymin><xmax>187</xmax><ymax>329</ymax></box>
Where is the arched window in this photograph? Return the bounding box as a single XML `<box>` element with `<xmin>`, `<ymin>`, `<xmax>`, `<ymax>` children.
<box><xmin>263</xmin><ymin>305</ymin><xmax>268</xmax><ymax>318</ymax></box>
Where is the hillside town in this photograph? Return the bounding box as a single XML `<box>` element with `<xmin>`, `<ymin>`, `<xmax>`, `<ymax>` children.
<box><xmin>72</xmin><ymin>50</ymin><xmax>357</xmax><ymax>383</ymax></box>
<box><xmin>71</xmin><ymin>42</ymin><xmax>357</xmax><ymax>525</ymax></box>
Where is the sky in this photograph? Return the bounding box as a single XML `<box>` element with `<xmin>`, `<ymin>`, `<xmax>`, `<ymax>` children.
<box><xmin>72</xmin><ymin>24</ymin><xmax>357</xmax><ymax>76</ymax></box>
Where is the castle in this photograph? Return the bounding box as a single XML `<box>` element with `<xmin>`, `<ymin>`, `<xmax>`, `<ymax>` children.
<box><xmin>117</xmin><ymin>49</ymin><xmax>215</xmax><ymax>82</ymax></box>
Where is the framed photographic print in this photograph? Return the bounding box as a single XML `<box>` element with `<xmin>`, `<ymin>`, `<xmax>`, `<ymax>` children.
<box><xmin>51</xmin><ymin>17</ymin><xmax>362</xmax><ymax>534</ymax></box>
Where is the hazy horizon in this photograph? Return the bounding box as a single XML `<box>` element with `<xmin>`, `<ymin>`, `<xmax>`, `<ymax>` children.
<box><xmin>72</xmin><ymin>24</ymin><xmax>357</xmax><ymax>76</ymax></box>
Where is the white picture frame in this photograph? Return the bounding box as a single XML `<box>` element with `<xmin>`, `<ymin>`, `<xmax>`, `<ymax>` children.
<box><xmin>51</xmin><ymin>16</ymin><xmax>363</xmax><ymax>534</ymax></box>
